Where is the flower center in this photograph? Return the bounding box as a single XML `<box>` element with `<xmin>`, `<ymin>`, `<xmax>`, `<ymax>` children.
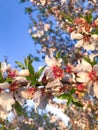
<box><xmin>83</xmin><ymin>35</ymin><xmax>90</xmax><ymax>42</ymax></box>
<box><xmin>51</xmin><ymin>66</ymin><xmax>64</xmax><ymax>79</ymax></box>
<box><xmin>88</xmin><ymin>71</ymin><xmax>96</xmax><ymax>81</ymax></box>
<box><xmin>66</xmin><ymin>65</ymin><xmax>72</xmax><ymax>73</ymax></box>
<box><xmin>77</xmin><ymin>84</ymin><xmax>85</xmax><ymax>91</ymax></box>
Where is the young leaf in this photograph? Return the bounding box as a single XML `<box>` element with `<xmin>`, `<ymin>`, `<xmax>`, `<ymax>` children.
<box><xmin>56</xmin><ymin>51</ymin><xmax>61</xmax><ymax>58</ymax></box>
<box><xmin>57</xmin><ymin>94</ymin><xmax>69</xmax><ymax>99</ymax></box>
<box><xmin>28</xmin><ymin>62</ymin><xmax>35</xmax><ymax>77</ymax></box>
<box><xmin>66</xmin><ymin>98</ymin><xmax>72</xmax><ymax>106</ymax></box>
<box><xmin>25</xmin><ymin>7</ymin><xmax>33</xmax><ymax>14</ymax></box>
<box><xmin>71</xmin><ymin>96</ymin><xmax>78</xmax><ymax>102</ymax></box>
<box><xmin>60</xmin><ymin>12</ymin><xmax>74</xmax><ymax>23</ymax></box>
<box><xmin>15</xmin><ymin>61</ymin><xmax>25</xmax><ymax>69</ymax></box>
<box><xmin>36</xmin><ymin>65</ymin><xmax>46</xmax><ymax>78</ymax></box>
<box><xmin>24</xmin><ymin>55</ymin><xmax>33</xmax><ymax>68</ymax></box>
<box><xmin>14</xmin><ymin>101</ymin><xmax>24</xmax><ymax>116</ymax></box>
<box><xmin>72</xmin><ymin>101</ymin><xmax>83</xmax><ymax>107</ymax></box>
<box><xmin>0</xmin><ymin>72</ymin><xmax>3</xmax><ymax>82</ymax></box>
<box><xmin>70</xmin><ymin>88</ymin><xmax>76</xmax><ymax>94</ymax></box>
<box><xmin>84</xmin><ymin>57</ymin><xmax>97</xmax><ymax>66</ymax></box>
<box><xmin>85</xmin><ymin>13</ymin><xmax>93</xmax><ymax>23</ymax></box>
<box><xmin>5</xmin><ymin>78</ymin><xmax>12</xmax><ymax>83</ymax></box>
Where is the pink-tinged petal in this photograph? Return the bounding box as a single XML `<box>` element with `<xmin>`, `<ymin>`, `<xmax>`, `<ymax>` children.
<box><xmin>71</xmin><ymin>31</ymin><xmax>83</xmax><ymax>40</ymax></box>
<box><xmin>0</xmin><ymin>82</ymin><xmax>10</xmax><ymax>89</ymax></box>
<box><xmin>75</xmin><ymin>39</ymin><xmax>83</xmax><ymax>48</ymax></box>
<box><xmin>45</xmin><ymin>55</ymin><xmax>55</xmax><ymax>67</ymax></box>
<box><xmin>81</xmin><ymin>59</ymin><xmax>92</xmax><ymax>72</ymax></box>
<box><xmin>76</xmin><ymin>72</ymin><xmax>90</xmax><ymax>83</ymax></box>
<box><xmin>45</xmin><ymin>55</ymin><xmax>62</xmax><ymax>67</ymax></box>
<box><xmin>93</xmin><ymin>81</ymin><xmax>98</xmax><ymax>98</ymax></box>
<box><xmin>46</xmin><ymin>79</ymin><xmax>63</xmax><ymax>88</ymax></box>
<box><xmin>88</xmin><ymin>81</ymin><xmax>93</xmax><ymax>95</ymax></box>
<box><xmin>93</xmin><ymin>65</ymin><xmax>98</xmax><ymax>76</ymax></box>
<box><xmin>74</xmin><ymin>59</ymin><xmax>92</xmax><ymax>73</ymax></box>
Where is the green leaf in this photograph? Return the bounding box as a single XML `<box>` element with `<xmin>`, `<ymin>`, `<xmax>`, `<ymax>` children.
<box><xmin>56</xmin><ymin>51</ymin><xmax>61</xmax><ymax>58</ymax></box>
<box><xmin>41</xmin><ymin>8</ymin><xmax>46</xmax><ymax>13</ymax></box>
<box><xmin>15</xmin><ymin>61</ymin><xmax>25</xmax><ymax>69</ymax></box>
<box><xmin>26</xmin><ymin>75</ymin><xmax>37</xmax><ymax>86</ymax></box>
<box><xmin>0</xmin><ymin>62</ymin><xmax>1</xmax><ymax>69</ymax></box>
<box><xmin>60</xmin><ymin>12</ymin><xmax>74</xmax><ymax>23</ymax></box>
<box><xmin>71</xmin><ymin>96</ymin><xmax>78</xmax><ymax>102</ymax></box>
<box><xmin>70</xmin><ymin>88</ymin><xmax>76</xmax><ymax>94</ymax></box>
<box><xmin>25</xmin><ymin>7</ymin><xmax>33</xmax><ymax>14</ymax></box>
<box><xmin>84</xmin><ymin>57</ymin><xmax>97</xmax><ymax>66</ymax></box>
<box><xmin>5</xmin><ymin>78</ymin><xmax>12</xmax><ymax>83</ymax></box>
<box><xmin>0</xmin><ymin>72</ymin><xmax>3</xmax><ymax>82</ymax></box>
<box><xmin>14</xmin><ymin>101</ymin><xmax>24</xmax><ymax>116</ymax></box>
<box><xmin>66</xmin><ymin>98</ymin><xmax>72</xmax><ymax>106</ymax></box>
<box><xmin>24</xmin><ymin>55</ymin><xmax>33</xmax><ymax>68</ymax></box>
<box><xmin>28</xmin><ymin>62</ymin><xmax>35</xmax><ymax>77</ymax></box>
<box><xmin>85</xmin><ymin>13</ymin><xmax>93</xmax><ymax>23</ymax></box>
<box><xmin>72</xmin><ymin>101</ymin><xmax>83</xmax><ymax>107</ymax></box>
<box><xmin>31</xmin><ymin>78</ymin><xmax>37</xmax><ymax>86</ymax></box>
<box><xmin>36</xmin><ymin>65</ymin><xmax>46</xmax><ymax>78</ymax></box>
<box><xmin>0</xmin><ymin>63</ymin><xmax>3</xmax><ymax>82</ymax></box>
<box><xmin>91</xmin><ymin>29</ymin><xmax>98</xmax><ymax>34</ymax></box>
<box><xmin>57</xmin><ymin>94</ymin><xmax>69</xmax><ymax>99</ymax></box>
<box><xmin>84</xmin><ymin>56</ymin><xmax>91</xmax><ymax>63</ymax></box>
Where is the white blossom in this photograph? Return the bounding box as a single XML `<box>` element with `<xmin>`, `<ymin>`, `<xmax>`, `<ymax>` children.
<box><xmin>1</xmin><ymin>62</ymin><xmax>11</xmax><ymax>73</ymax></box>
<box><xmin>45</xmin><ymin>54</ymin><xmax>62</xmax><ymax>67</ymax></box>
<box><xmin>44</xmin><ymin>24</ymin><xmax>50</xmax><ymax>31</ymax></box>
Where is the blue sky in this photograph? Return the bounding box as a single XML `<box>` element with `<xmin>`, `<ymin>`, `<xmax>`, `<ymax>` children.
<box><xmin>0</xmin><ymin>0</ymin><xmax>44</xmax><ymax>70</ymax></box>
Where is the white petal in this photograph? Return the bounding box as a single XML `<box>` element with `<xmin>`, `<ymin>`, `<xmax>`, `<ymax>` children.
<box><xmin>0</xmin><ymin>92</ymin><xmax>15</xmax><ymax>112</ymax></box>
<box><xmin>0</xmin><ymin>82</ymin><xmax>10</xmax><ymax>89</ymax></box>
<box><xmin>45</xmin><ymin>55</ymin><xmax>61</xmax><ymax>67</ymax></box>
<box><xmin>0</xmin><ymin>111</ymin><xmax>8</xmax><ymax>119</ymax></box>
<box><xmin>91</xmin><ymin>34</ymin><xmax>98</xmax><ymax>40</ymax></box>
<box><xmin>46</xmin><ymin>79</ymin><xmax>62</xmax><ymax>88</ymax></box>
<box><xmin>14</xmin><ymin>89</ymin><xmax>24</xmax><ymax>105</ymax></box>
<box><xmin>77</xmin><ymin>72</ymin><xmax>89</xmax><ymax>83</ymax></box>
<box><xmin>19</xmin><ymin>69</ymin><xmax>30</xmax><ymax>76</ymax></box>
<box><xmin>83</xmin><ymin>43</ymin><xmax>95</xmax><ymax>51</ymax></box>
<box><xmin>44</xmin><ymin>24</ymin><xmax>50</xmax><ymax>31</ymax></box>
<box><xmin>81</xmin><ymin>59</ymin><xmax>92</xmax><ymax>72</ymax></box>
<box><xmin>74</xmin><ymin>59</ymin><xmax>92</xmax><ymax>73</ymax></box>
<box><xmin>93</xmin><ymin>81</ymin><xmax>98</xmax><ymax>98</ymax></box>
<box><xmin>71</xmin><ymin>31</ymin><xmax>83</xmax><ymax>40</ymax></box>
<box><xmin>45</xmin><ymin>55</ymin><xmax>54</xmax><ymax>67</ymax></box>
<box><xmin>1</xmin><ymin>62</ymin><xmax>11</xmax><ymax>73</ymax></box>
<box><xmin>75</xmin><ymin>39</ymin><xmax>83</xmax><ymax>48</ymax></box>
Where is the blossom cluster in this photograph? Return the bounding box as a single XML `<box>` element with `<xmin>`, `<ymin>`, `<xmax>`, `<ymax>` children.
<box><xmin>0</xmin><ymin>48</ymin><xmax>98</xmax><ymax>120</ymax></box>
<box><xmin>0</xmin><ymin>0</ymin><xmax>98</xmax><ymax>129</ymax></box>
